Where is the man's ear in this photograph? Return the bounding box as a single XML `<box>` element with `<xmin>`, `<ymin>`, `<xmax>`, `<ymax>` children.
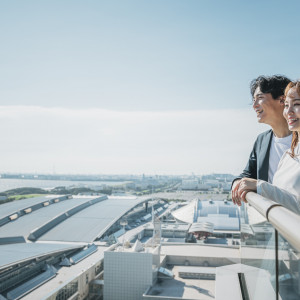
<box><xmin>279</xmin><ymin>95</ymin><xmax>285</xmax><ymax>106</ymax></box>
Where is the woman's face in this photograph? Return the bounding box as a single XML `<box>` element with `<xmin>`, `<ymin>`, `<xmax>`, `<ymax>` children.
<box><xmin>283</xmin><ymin>87</ymin><xmax>300</xmax><ymax>132</ymax></box>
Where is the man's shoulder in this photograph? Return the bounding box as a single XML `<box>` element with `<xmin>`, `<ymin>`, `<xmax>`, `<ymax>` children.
<box><xmin>255</xmin><ymin>129</ymin><xmax>273</xmax><ymax>142</ymax></box>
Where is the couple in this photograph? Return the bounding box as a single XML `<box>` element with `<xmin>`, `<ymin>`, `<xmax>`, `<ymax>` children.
<box><xmin>232</xmin><ymin>75</ymin><xmax>300</xmax><ymax>215</ymax></box>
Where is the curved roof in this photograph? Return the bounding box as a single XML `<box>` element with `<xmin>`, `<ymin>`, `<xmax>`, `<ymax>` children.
<box><xmin>0</xmin><ymin>195</ymin><xmax>69</xmax><ymax>227</ymax></box>
<box><xmin>172</xmin><ymin>199</ymin><xmax>240</xmax><ymax>231</ymax></box>
<box><xmin>0</xmin><ymin>194</ymin><xmax>149</xmax><ymax>299</ymax></box>
<box><xmin>0</xmin><ymin>243</ymin><xmax>82</xmax><ymax>271</ymax></box>
<box><xmin>0</xmin><ymin>197</ymin><xmax>93</xmax><ymax>240</ymax></box>
<box><xmin>0</xmin><ymin>195</ymin><xmax>68</xmax><ymax>220</ymax></box>
<box><xmin>171</xmin><ymin>201</ymin><xmax>196</xmax><ymax>224</ymax></box>
<box><xmin>0</xmin><ymin>195</ymin><xmax>146</xmax><ymax>243</ymax></box>
<box><xmin>39</xmin><ymin>196</ymin><xmax>143</xmax><ymax>242</ymax></box>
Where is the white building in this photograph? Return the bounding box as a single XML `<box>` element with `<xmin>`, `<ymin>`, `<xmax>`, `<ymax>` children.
<box><xmin>104</xmin><ymin>242</ymin><xmax>161</xmax><ymax>300</ymax></box>
<box><xmin>181</xmin><ymin>179</ymin><xmax>209</xmax><ymax>191</ymax></box>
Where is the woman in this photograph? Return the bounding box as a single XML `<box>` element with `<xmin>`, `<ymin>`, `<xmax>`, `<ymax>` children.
<box><xmin>237</xmin><ymin>80</ymin><xmax>300</xmax><ymax>214</ymax></box>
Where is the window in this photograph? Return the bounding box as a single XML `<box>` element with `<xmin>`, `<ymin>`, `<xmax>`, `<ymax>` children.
<box><xmin>55</xmin><ymin>281</ymin><xmax>78</xmax><ymax>300</ymax></box>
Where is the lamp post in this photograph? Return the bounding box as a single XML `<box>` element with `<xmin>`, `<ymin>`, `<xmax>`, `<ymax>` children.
<box><xmin>120</xmin><ymin>218</ymin><xmax>128</xmax><ymax>249</ymax></box>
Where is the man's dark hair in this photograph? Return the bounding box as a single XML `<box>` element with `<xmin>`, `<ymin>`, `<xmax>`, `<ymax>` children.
<box><xmin>250</xmin><ymin>75</ymin><xmax>291</xmax><ymax>99</ymax></box>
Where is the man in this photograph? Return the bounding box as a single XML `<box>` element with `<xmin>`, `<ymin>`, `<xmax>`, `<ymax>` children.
<box><xmin>231</xmin><ymin>75</ymin><xmax>291</xmax><ymax>205</ymax></box>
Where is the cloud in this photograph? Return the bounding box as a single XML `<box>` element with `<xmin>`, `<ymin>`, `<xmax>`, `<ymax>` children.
<box><xmin>0</xmin><ymin>105</ymin><xmax>268</xmax><ymax>174</ymax></box>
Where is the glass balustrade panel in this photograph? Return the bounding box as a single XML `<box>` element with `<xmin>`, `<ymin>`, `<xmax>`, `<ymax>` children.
<box><xmin>240</xmin><ymin>203</ymin><xmax>277</xmax><ymax>300</ymax></box>
<box><xmin>278</xmin><ymin>234</ymin><xmax>300</xmax><ymax>300</ymax></box>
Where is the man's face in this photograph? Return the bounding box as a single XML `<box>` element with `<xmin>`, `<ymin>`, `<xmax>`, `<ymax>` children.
<box><xmin>252</xmin><ymin>87</ymin><xmax>283</xmax><ymax>125</ymax></box>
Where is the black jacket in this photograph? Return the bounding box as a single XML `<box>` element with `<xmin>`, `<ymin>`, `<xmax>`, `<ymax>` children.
<box><xmin>234</xmin><ymin>129</ymin><xmax>273</xmax><ymax>184</ymax></box>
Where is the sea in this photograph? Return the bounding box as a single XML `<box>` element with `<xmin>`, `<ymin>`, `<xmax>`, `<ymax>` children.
<box><xmin>0</xmin><ymin>178</ymin><xmax>128</xmax><ymax>193</ymax></box>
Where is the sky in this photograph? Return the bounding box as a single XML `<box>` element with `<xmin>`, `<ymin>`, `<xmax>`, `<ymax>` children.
<box><xmin>0</xmin><ymin>0</ymin><xmax>299</xmax><ymax>175</ymax></box>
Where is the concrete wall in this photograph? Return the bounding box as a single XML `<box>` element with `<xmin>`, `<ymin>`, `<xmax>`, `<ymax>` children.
<box><xmin>165</xmin><ymin>255</ymin><xmax>239</xmax><ymax>267</ymax></box>
<box><xmin>45</xmin><ymin>260</ymin><xmax>103</xmax><ymax>300</ymax></box>
<box><xmin>104</xmin><ymin>251</ymin><xmax>153</xmax><ymax>300</ymax></box>
<box><xmin>144</xmin><ymin>229</ymin><xmax>186</xmax><ymax>238</ymax></box>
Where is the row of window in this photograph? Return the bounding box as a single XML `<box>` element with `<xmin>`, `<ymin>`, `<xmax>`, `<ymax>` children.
<box><xmin>55</xmin><ymin>281</ymin><xmax>78</xmax><ymax>300</ymax></box>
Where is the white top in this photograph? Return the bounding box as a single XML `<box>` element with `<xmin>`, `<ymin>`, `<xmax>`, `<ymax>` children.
<box><xmin>268</xmin><ymin>134</ymin><xmax>292</xmax><ymax>183</ymax></box>
<box><xmin>257</xmin><ymin>142</ymin><xmax>300</xmax><ymax>214</ymax></box>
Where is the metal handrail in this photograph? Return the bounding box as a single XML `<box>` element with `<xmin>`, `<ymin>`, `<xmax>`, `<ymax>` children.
<box><xmin>246</xmin><ymin>192</ymin><xmax>300</xmax><ymax>252</ymax></box>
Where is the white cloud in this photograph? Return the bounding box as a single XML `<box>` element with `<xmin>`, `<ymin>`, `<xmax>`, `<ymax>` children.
<box><xmin>0</xmin><ymin>106</ymin><xmax>269</xmax><ymax>175</ymax></box>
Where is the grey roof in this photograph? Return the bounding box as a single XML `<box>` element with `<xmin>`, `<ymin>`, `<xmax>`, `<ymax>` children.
<box><xmin>39</xmin><ymin>197</ymin><xmax>144</xmax><ymax>243</ymax></box>
<box><xmin>6</xmin><ymin>265</ymin><xmax>57</xmax><ymax>300</ymax></box>
<box><xmin>0</xmin><ymin>195</ymin><xmax>71</xmax><ymax>229</ymax></box>
<box><xmin>0</xmin><ymin>195</ymin><xmax>68</xmax><ymax>220</ymax></box>
<box><xmin>0</xmin><ymin>243</ymin><xmax>82</xmax><ymax>270</ymax></box>
<box><xmin>0</xmin><ymin>195</ymin><xmax>145</xmax><ymax>244</ymax></box>
<box><xmin>0</xmin><ymin>197</ymin><xmax>96</xmax><ymax>239</ymax></box>
<box><xmin>70</xmin><ymin>244</ymin><xmax>97</xmax><ymax>264</ymax></box>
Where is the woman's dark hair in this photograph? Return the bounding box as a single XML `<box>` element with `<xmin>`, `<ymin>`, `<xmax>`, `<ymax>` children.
<box><xmin>250</xmin><ymin>75</ymin><xmax>291</xmax><ymax>99</ymax></box>
<box><xmin>285</xmin><ymin>81</ymin><xmax>300</xmax><ymax>158</ymax></box>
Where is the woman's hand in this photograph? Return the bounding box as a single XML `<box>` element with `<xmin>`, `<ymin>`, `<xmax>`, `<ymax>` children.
<box><xmin>237</xmin><ymin>178</ymin><xmax>257</xmax><ymax>204</ymax></box>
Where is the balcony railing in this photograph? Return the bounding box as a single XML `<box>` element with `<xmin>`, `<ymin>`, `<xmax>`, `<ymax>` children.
<box><xmin>240</xmin><ymin>192</ymin><xmax>300</xmax><ymax>300</ymax></box>
<box><xmin>246</xmin><ymin>192</ymin><xmax>300</xmax><ymax>252</ymax></box>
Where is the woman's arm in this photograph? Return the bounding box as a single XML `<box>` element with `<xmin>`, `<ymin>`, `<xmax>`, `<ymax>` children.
<box><xmin>257</xmin><ymin>180</ymin><xmax>300</xmax><ymax>215</ymax></box>
<box><xmin>237</xmin><ymin>178</ymin><xmax>300</xmax><ymax>215</ymax></box>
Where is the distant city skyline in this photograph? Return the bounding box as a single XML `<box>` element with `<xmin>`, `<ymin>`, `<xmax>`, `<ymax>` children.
<box><xmin>0</xmin><ymin>1</ymin><xmax>298</xmax><ymax>174</ymax></box>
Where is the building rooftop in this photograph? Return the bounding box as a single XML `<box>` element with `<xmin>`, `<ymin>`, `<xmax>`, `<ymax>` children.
<box><xmin>160</xmin><ymin>244</ymin><xmax>240</xmax><ymax>262</ymax></box>
<box><xmin>0</xmin><ymin>195</ymin><xmax>68</xmax><ymax>220</ymax></box>
<box><xmin>112</xmin><ymin>241</ymin><xmax>159</xmax><ymax>254</ymax></box>
<box><xmin>0</xmin><ymin>242</ymin><xmax>82</xmax><ymax>270</ymax></box>
<box><xmin>22</xmin><ymin>245</ymin><xmax>108</xmax><ymax>300</ymax></box>
<box><xmin>0</xmin><ymin>197</ymin><xmax>93</xmax><ymax>240</ymax></box>
<box><xmin>0</xmin><ymin>195</ymin><xmax>146</xmax><ymax>243</ymax></box>
<box><xmin>145</xmin><ymin>265</ymin><xmax>215</xmax><ymax>300</ymax></box>
<box><xmin>172</xmin><ymin>199</ymin><xmax>240</xmax><ymax>231</ymax></box>
<box><xmin>38</xmin><ymin>196</ymin><xmax>143</xmax><ymax>243</ymax></box>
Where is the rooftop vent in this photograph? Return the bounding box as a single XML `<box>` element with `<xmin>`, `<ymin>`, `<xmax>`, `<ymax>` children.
<box><xmin>9</xmin><ymin>214</ymin><xmax>18</xmax><ymax>221</ymax></box>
